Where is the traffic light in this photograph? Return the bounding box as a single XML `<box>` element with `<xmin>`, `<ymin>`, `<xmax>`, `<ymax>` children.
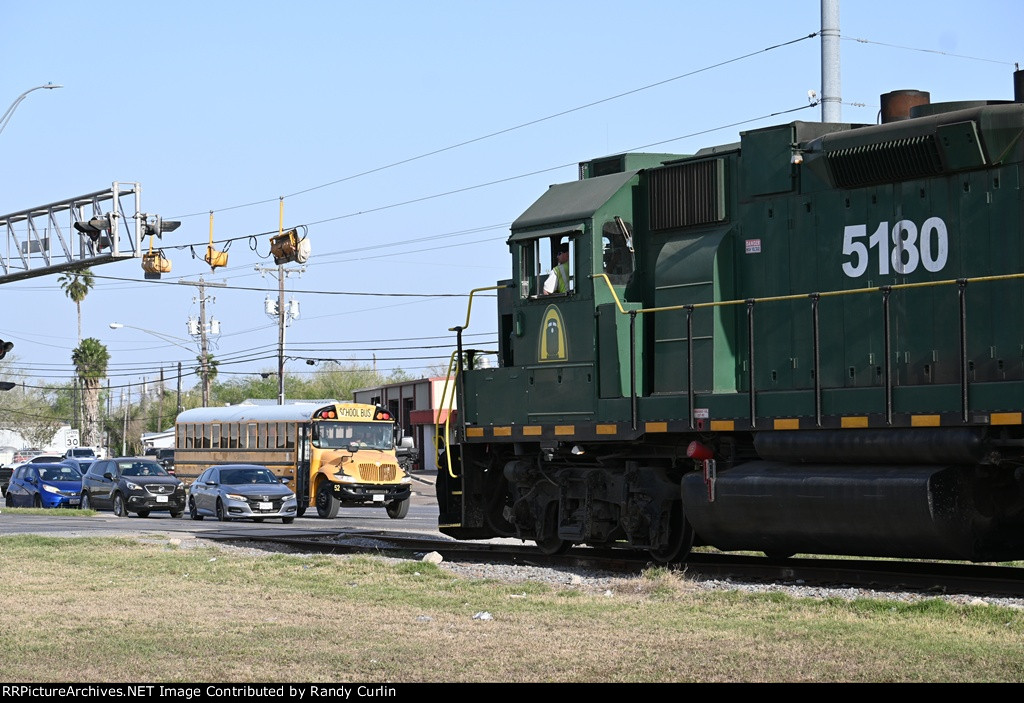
<box><xmin>0</xmin><ymin>339</ymin><xmax>13</xmax><ymax>360</ymax></box>
<box><xmin>270</xmin><ymin>229</ymin><xmax>311</xmax><ymax>265</ymax></box>
<box><xmin>144</xmin><ymin>216</ymin><xmax>181</xmax><ymax>239</ymax></box>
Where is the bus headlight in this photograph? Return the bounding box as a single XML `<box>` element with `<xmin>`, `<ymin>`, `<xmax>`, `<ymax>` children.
<box><xmin>332</xmin><ymin>473</ymin><xmax>357</xmax><ymax>483</ymax></box>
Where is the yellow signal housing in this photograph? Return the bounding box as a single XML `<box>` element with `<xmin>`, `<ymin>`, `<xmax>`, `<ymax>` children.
<box><xmin>205</xmin><ymin>212</ymin><xmax>228</xmax><ymax>270</ymax></box>
<box><xmin>270</xmin><ymin>229</ymin><xmax>299</xmax><ymax>264</ymax></box>
<box><xmin>141</xmin><ymin>233</ymin><xmax>172</xmax><ymax>279</ymax></box>
<box><xmin>205</xmin><ymin>246</ymin><xmax>228</xmax><ymax>270</ymax></box>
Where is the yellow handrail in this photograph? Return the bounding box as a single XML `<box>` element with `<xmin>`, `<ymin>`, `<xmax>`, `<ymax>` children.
<box><xmin>435</xmin><ymin>351</ymin><xmax>460</xmax><ymax>479</ymax></box>
<box><xmin>592</xmin><ymin>271</ymin><xmax>1024</xmax><ymax>316</ymax></box>
<box><xmin>449</xmin><ymin>283</ymin><xmax>513</xmax><ymax>332</ymax></box>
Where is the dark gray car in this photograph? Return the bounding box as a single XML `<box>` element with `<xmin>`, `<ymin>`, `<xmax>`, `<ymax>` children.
<box><xmin>81</xmin><ymin>457</ymin><xmax>185</xmax><ymax>518</ymax></box>
<box><xmin>188</xmin><ymin>464</ymin><xmax>297</xmax><ymax>523</ymax></box>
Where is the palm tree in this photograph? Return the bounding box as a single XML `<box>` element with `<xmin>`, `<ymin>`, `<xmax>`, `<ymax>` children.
<box><xmin>72</xmin><ymin>337</ymin><xmax>109</xmax><ymax>447</ymax></box>
<box><xmin>57</xmin><ymin>268</ymin><xmax>95</xmax><ymax>343</ymax></box>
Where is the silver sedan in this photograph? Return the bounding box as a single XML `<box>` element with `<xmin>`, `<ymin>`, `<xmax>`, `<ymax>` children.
<box><xmin>188</xmin><ymin>464</ymin><xmax>297</xmax><ymax>523</ymax></box>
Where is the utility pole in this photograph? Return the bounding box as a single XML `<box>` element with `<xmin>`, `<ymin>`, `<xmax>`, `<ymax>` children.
<box><xmin>820</xmin><ymin>0</ymin><xmax>842</xmax><ymax>123</ymax></box>
<box><xmin>179</xmin><ymin>276</ymin><xmax>226</xmax><ymax>406</ymax></box>
<box><xmin>256</xmin><ymin>264</ymin><xmax>303</xmax><ymax>405</ymax></box>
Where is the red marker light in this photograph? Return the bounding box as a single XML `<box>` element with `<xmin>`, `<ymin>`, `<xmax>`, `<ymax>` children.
<box><xmin>686</xmin><ymin>441</ymin><xmax>714</xmax><ymax>461</ymax></box>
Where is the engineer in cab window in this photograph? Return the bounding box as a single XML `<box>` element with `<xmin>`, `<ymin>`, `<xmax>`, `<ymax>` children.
<box><xmin>542</xmin><ymin>243</ymin><xmax>570</xmax><ymax>295</ymax></box>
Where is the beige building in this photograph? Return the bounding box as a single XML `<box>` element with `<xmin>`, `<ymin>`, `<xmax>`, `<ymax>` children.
<box><xmin>352</xmin><ymin>377</ymin><xmax>456</xmax><ymax>473</ymax></box>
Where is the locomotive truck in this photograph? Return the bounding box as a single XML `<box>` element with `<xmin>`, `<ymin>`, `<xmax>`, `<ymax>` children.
<box><xmin>437</xmin><ymin>71</ymin><xmax>1024</xmax><ymax>563</ymax></box>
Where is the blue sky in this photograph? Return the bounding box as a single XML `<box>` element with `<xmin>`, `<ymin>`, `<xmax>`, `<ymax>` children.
<box><xmin>1</xmin><ymin>0</ymin><xmax>1020</xmax><ymax>398</ymax></box>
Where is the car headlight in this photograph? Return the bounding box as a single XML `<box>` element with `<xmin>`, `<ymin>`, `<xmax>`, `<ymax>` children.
<box><xmin>225</xmin><ymin>493</ymin><xmax>247</xmax><ymax>501</ymax></box>
<box><xmin>42</xmin><ymin>484</ymin><xmax>61</xmax><ymax>494</ymax></box>
<box><xmin>125</xmin><ymin>481</ymin><xmax>142</xmax><ymax>491</ymax></box>
<box><xmin>283</xmin><ymin>493</ymin><xmax>296</xmax><ymax>502</ymax></box>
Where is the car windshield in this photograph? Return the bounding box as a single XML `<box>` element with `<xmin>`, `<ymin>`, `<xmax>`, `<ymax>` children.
<box><xmin>38</xmin><ymin>466</ymin><xmax>81</xmax><ymax>481</ymax></box>
<box><xmin>220</xmin><ymin>468</ymin><xmax>277</xmax><ymax>485</ymax></box>
<box><xmin>118</xmin><ymin>461</ymin><xmax>167</xmax><ymax>477</ymax></box>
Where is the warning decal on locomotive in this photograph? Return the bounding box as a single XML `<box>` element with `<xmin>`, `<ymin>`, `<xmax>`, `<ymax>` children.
<box><xmin>538</xmin><ymin>305</ymin><xmax>567</xmax><ymax>362</ymax></box>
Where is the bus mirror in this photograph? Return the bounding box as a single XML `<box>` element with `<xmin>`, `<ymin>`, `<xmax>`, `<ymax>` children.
<box><xmin>399</xmin><ymin>436</ymin><xmax>414</xmax><ymax>449</ymax></box>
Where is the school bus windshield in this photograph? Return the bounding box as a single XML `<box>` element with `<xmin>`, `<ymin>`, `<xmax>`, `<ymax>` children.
<box><xmin>312</xmin><ymin>421</ymin><xmax>394</xmax><ymax>451</ymax></box>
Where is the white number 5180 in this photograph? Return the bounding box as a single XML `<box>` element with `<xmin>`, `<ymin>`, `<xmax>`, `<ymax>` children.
<box><xmin>841</xmin><ymin>217</ymin><xmax>948</xmax><ymax>278</ymax></box>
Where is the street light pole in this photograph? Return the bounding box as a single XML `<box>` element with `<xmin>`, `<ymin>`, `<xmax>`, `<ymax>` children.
<box><xmin>109</xmin><ymin>322</ymin><xmax>197</xmax><ymax>409</ymax></box>
<box><xmin>0</xmin><ymin>83</ymin><xmax>62</xmax><ymax>138</ymax></box>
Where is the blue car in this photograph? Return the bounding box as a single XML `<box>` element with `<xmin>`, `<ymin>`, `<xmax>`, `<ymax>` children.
<box><xmin>4</xmin><ymin>463</ymin><xmax>82</xmax><ymax>508</ymax></box>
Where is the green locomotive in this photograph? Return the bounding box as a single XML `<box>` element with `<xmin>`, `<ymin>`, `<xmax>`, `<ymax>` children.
<box><xmin>438</xmin><ymin>72</ymin><xmax>1024</xmax><ymax>563</ymax></box>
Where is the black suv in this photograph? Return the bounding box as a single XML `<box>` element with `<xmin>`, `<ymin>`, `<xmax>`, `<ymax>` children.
<box><xmin>81</xmin><ymin>457</ymin><xmax>185</xmax><ymax>518</ymax></box>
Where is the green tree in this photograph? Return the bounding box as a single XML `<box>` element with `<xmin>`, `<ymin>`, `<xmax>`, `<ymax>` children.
<box><xmin>71</xmin><ymin>338</ymin><xmax>109</xmax><ymax>447</ymax></box>
<box><xmin>0</xmin><ymin>357</ymin><xmax>65</xmax><ymax>449</ymax></box>
<box><xmin>57</xmin><ymin>268</ymin><xmax>95</xmax><ymax>343</ymax></box>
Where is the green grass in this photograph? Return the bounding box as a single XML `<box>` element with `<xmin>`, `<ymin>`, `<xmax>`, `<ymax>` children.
<box><xmin>1</xmin><ymin>534</ymin><xmax>1023</xmax><ymax>682</ymax></box>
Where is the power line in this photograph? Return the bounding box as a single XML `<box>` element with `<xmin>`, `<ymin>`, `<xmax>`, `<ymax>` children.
<box><xmin>171</xmin><ymin>32</ymin><xmax>819</xmax><ymax>221</ymax></box>
<box><xmin>843</xmin><ymin>35</ymin><xmax>1016</xmax><ymax>66</ymax></box>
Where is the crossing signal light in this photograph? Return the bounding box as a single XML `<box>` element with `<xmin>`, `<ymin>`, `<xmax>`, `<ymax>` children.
<box><xmin>144</xmin><ymin>216</ymin><xmax>181</xmax><ymax>239</ymax></box>
<box><xmin>0</xmin><ymin>339</ymin><xmax>13</xmax><ymax>360</ymax></box>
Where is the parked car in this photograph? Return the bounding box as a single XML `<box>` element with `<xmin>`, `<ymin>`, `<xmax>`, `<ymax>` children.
<box><xmin>189</xmin><ymin>464</ymin><xmax>297</xmax><ymax>523</ymax></box>
<box><xmin>61</xmin><ymin>457</ymin><xmax>94</xmax><ymax>475</ymax></box>
<box><xmin>11</xmin><ymin>453</ymin><xmax>66</xmax><ymax>470</ymax></box>
<box><xmin>4</xmin><ymin>463</ymin><xmax>82</xmax><ymax>509</ymax></box>
<box><xmin>81</xmin><ymin>457</ymin><xmax>185</xmax><ymax>518</ymax></box>
<box><xmin>152</xmin><ymin>448</ymin><xmax>175</xmax><ymax>473</ymax></box>
<box><xmin>65</xmin><ymin>447</ymin><xmax>97</xmax><ymax>461</ymax></box>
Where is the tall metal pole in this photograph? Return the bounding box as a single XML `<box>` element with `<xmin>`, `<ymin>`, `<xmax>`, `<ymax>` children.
<box><xmin>178</xmin><ymin>277</ymin><xmax>226</xmax><ymax>406</ymax></box>
<box><xmin>198</xmin><ymin>282</ymin><xmax>211</xmax><ymax>406</ymax></box>
<box><xmin>277</xmin><ymin>263</ymin><xmax>286</xmax><ymax>405</ymax></box>
<box><xmin>821</xmin><ymin>0</ymin><xmax>842</xmax><ymax>123</ymax></box>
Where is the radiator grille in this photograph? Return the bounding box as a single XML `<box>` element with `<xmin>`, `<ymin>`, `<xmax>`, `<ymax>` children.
<box><xmin>825</xmin><ymin>135</ymin><xmax>943</xmax><ymax>188</ymax></box>
<box><xmin>648</xmin><ymin>159</ymin><xmax>725</xmax><ymax>230</ymax></box>
<box><xmin>357</xmin><ymin>463</ymin><xmax>399</xmax><ymax>482</ymax></box>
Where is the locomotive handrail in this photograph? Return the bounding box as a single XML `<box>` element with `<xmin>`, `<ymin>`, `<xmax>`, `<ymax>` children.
<box><xmin>437</xmin><ymin>350</ymin><xmax>461</xmax><ymax>479</ymax></box>
<box><xmin>593</xmin><ymin>270</ymin><xmax>1024</xmax><ymax>428</ymax></box>
<box><xmin>449</xmin><ymin>283</ymin><xmax>514</xmax><ymax>333</ymax></box>
<box><xmin>592</xmin><ymin>271</ymin><xmax>1024</xmax><ymax>315</ymax></box>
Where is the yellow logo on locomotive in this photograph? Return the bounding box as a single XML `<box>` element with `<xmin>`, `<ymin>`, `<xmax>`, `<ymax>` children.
<box><xmin>538</xmin><ymin>305</ymin><xmax>567</xmax><ymax>362</ymax></box>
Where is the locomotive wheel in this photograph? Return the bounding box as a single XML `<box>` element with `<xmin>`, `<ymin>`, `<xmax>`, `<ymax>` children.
<box><xmin>535</xmin><ymin>503</ymin><xmax>571</xmax><ymax>556</ymax></box>
<box><xmin>649</xmin><ymin>501</ymin><xmax>694</xmax><ymax>565</ymax></box>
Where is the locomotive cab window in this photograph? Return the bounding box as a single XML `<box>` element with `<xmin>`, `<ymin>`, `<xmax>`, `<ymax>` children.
<box><xmin>519</xmin><ymin>235</ymin><xmax>575</xmax><ymax>299</ymax></box>
<box><xmin>601</xmin><ymin>218</ymin><xmax>634</xmax><ymax>285</ymax></box>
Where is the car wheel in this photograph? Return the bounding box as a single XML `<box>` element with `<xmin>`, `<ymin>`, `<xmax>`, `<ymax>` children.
<box><xmin>189</xmin><ymin>497</ymin><xmax>203</xmax><ymax>521</ymax></box>
<box><xmin>282</xmin><ymin>517</ymin><xmax>294</xmax><ymax>524</ymax></box>
<box><xmin>169</xmin><ymin>510</ymin><xmax>182</xmax><ymax>518</ymax></box>
<box><xmin>112</xmin><ymin>493</ymin><xmax>128</xmax><ymax>517</ymax></box>
<box><xmin>315</xmin><ymin>480</ymin><xmax>340</xmax><ymax>519</ymax></box>
<box><xmin>216</xmin><ymin>499</ymin><xmax>229</xmax><ymax>522</ymax></box>
<box><xmin>385</xmin><ymin>497</ymin><xmax>410</xmax><ymax>519</ymax></box>
<box><xmin>4</xmin><ymin>492</ymin><xmax>13</xmax><ymax>508</ymax></box>
<box><xmin>33</xmin><ymin>494</ymin><xmax>42</xmax><ymax>508</ymax></box>
<box><xmin>136</xmin><ymin>510</ymin><xmax>150</xmax><ymax>518</ymax></box>
<box><xmin>80</xmin><ymin>492</ymin><xmax>91</xmax><ymax>510</ymax></box>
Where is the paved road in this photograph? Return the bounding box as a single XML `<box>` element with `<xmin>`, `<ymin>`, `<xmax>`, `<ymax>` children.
<box><xmin>0</xmin><ymin>471</ymin><xmax>443</xmax><ymax>541</ymax></box>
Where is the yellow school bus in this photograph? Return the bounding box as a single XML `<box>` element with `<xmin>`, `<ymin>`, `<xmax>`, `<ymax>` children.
<box><xmin>174</xmin><ymin>401</ymin><xmax>412</xmax><ymax>518</ymax></box>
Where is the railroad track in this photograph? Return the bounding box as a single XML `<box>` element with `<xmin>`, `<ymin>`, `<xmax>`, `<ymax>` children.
<box><xmin>199</xmin><ymin>528</ymin><xmax>1024</xmax><ymax>599</ymax></box>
